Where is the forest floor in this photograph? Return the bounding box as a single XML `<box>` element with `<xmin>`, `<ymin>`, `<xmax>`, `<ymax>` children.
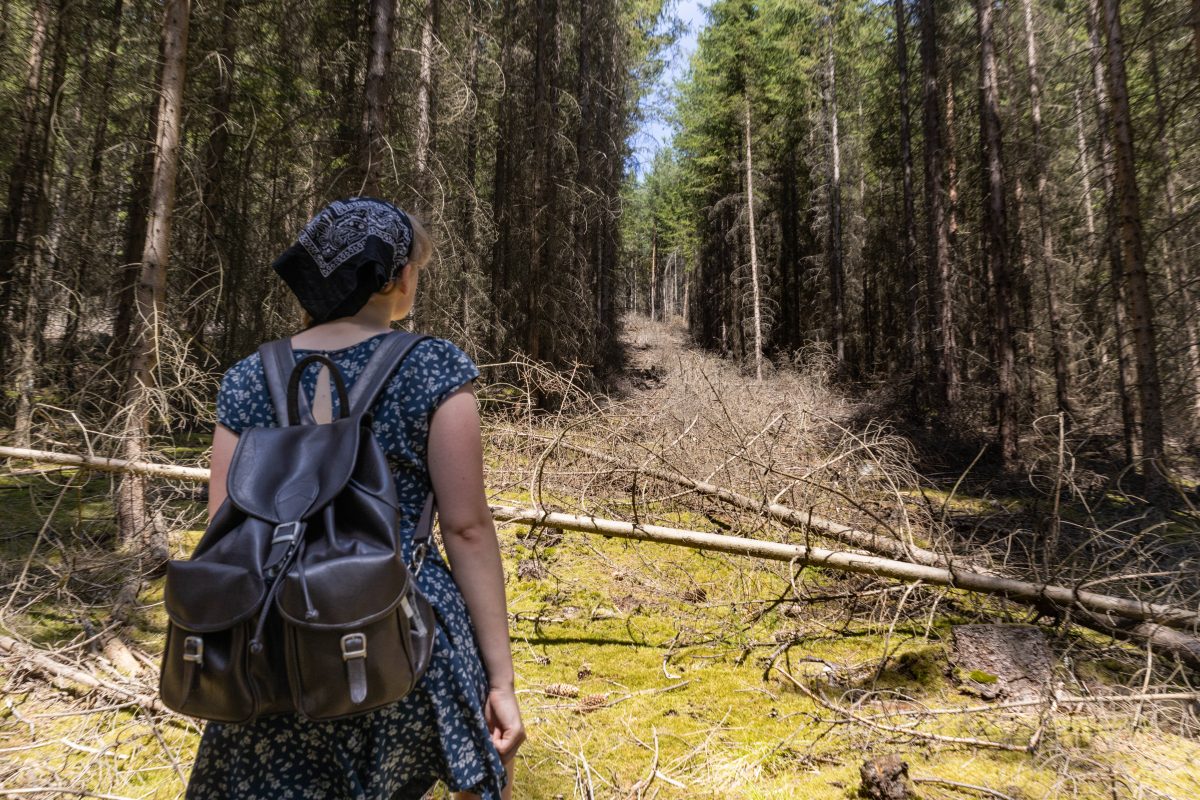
<box><xmin>2</xmin><ymin>315</ymin><xmax>1200</xmax><ymax>799</ymax></box>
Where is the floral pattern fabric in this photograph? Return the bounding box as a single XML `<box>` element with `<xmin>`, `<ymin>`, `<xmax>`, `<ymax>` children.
<box><xmin>187</xmin><ymin>333</ymin><xmax>506</xmax><ymax>800</ymax></box>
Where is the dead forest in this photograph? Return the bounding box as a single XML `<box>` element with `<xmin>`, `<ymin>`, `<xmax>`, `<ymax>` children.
<box><xmin>2</xmin><ymin>0</ymin><xmax>1200</xmax><ymax>797</ymax></box>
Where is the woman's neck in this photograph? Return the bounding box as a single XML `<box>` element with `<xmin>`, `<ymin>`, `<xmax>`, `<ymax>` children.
<box><xmin>290</xmin><ymin>302</ymin><xmax>396</xmax><ymax>350</ymax></box>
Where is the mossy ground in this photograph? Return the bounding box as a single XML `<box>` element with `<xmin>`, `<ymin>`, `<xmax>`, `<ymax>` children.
<box><xmin>4</xmin><ymin>473</ymin><xmax>1200</xmax><ymax>799</ymax></box>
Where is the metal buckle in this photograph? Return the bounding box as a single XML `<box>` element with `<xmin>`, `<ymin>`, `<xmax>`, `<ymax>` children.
<box><xmin>272</xmin><ymin>521</ymin><xmax>302</xmax><ymax>546</ymax></box>
<box><xmin>410</xmin><ymin>541</ymin><xmax>429</xmax><ymax>577</ymax></box>
<box><xmin>182</xmin><ymin>636</ymin><xmax>204</xmax><ymax>667</ymax></box>
<box><xmin>400</xmin><ymin>595</ymin><xmax>426</xmax><ymax>637</ymax></box>
<box><xmin>340</xmin><ymin>633</ymin><xmax>367</xmax><ymax>661</ymax></box>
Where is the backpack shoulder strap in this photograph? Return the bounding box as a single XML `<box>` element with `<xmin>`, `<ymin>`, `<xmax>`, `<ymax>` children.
<box><xmin>258</xmin><ymin>337</ymin><xmax>314</xmax><ymax>426</ymax></box>
<box><xmin>348</xmin><ymin>331</ymin><xmax>431</xmax><ymax>416</ymax></box>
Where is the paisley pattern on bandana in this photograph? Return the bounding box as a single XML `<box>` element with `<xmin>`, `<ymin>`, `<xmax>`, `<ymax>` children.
<box><xmin>298</xmin><ymin>198</ymin><xmax>414</xmax><ymax>278</ymax></box>
<box><xmin>189</xmin><ymin>334</ymin><xmax>507</xmax><ymax>800</ymax></box>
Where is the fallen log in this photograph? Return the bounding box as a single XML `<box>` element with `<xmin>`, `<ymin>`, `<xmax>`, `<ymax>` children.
<box><xmin>4</xmin><ymin>446</ymin><xmax>1200</xmax><ymax>664</ymax></box>
<box><xmin>508</xmin><ymin>431</ymin><xmax>951</xmax><ymax>569</ymax></box>
<box><xmin>0</xmin><ymin>446</ymin><xmax>209</xmax><ymax>482</ymax></box>
<box><xmin>489</xmin><ymin>506</ymin><xmax>1200</xmax><ymax>631</ymax></box>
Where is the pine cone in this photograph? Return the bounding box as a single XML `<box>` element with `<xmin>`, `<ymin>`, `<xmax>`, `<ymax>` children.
<box><xmin>544</xmin><ymin>683</ymin><xmax>580</xmax><ymax>698</ymax></box>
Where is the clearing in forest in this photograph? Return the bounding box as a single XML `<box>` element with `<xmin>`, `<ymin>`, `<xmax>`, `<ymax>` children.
<box><xmin>2</xmin><ymin>315</ymin><xmax>1200</xmax><ymax>799</ymax></box>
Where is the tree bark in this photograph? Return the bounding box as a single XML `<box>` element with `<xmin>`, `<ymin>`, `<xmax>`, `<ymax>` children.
<box><xmin>1073</xmin><ymin>89</ymin><xmax>1097</xmax><ymax>247</ymax></box>
<box><xmin>825</xmin><ymin>12</ymin><xmax>845</xmax><ymax>368</ymax></box>
<box><xmin>12</xmin><ymin>0</ymin><xmax>67</xmax><ymax>447</ymax></box>
<box><xmin>1101</xmin><ymin>0</ymin><xmax>1167</xmax><ymax>495</ymax></box>
<box><xmin>1193</xmin><ymin>0</ymin><xmax>1200</xmax><ymax>70</ymax></box>
<box><xmin>414</xmin><ymin>0</ymin><xmax>439</xmax><ymax>204</ymax></box>
<box><xmin>894</xmin><ymin>0</ymin><xmax>920</xmax><ymax>378</ymax></box>
<box><xmin>1086</xmin><ymin>0</ymin><xmax>1138</xmax><ymax>467</ymax></box>
<box><xmin>976</xmin><ymin>0</ymin><xmax>1019</xmax><ymax>466</ymax></box>
<box><xmin>1020</xmin><ymin>0</ymin><xmax>1073</xmax><ymax>422</ymax></box>
<box><xmin>649</xmin><ymin>221</ymin><xmax>657</xmax><ymax>321</ymax></box>
<box><xmin>63</xmin><ymin>0</ymin><xmax>125</xmax><ymax>369</ymax></box>
<box><xmin>0</xmin><ymin>0</ymin><xmax>51</xmax><ymax>353</ymax></box>
<box><xmin>1144</xmin><ymin>4</ymin><xmax>1200</xmax><ymax>429</ymax></box>
<box><xmin>359</xmin><ymin>0</ymin><xmax>395</xmax><ymax>196</ymax></box>
<box><xmin>188</xmin><ymin>0</ymin><xmax>239</xmax><ymax>367</ymax></box>
<box><xmin>744</xmin><ymin>95</ymin><xmax>764</xmax><ymax>382</ymax></box>
<box><xmin>918</xmin><ymin>0</ymin><xmax>957</xmax><ymax>405</ymax></box>
<box><xmin>116</xmin><ymin>0</ymin><xmax>191</xmax><ymax>561</ymax></box>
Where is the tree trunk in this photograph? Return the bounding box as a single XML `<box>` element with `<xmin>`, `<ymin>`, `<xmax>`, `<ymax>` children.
<box><xmin>744</xmin><ymin>95</ymin><xmax>764</xmax><ymax>382</ymax></box>
<box><xmin>359</xmin><ymin>0</ymin><xmax>395</xmax><ymax>196</ymax></box>
<box><xmin>976</xmin><ymin>0</ymin><xmax>1018</xmax><ymax>466</ymax></box>
<box><xmin>414</xmin><ymin>0</ymin><xmax>439</xmax><ymax>204</ymax></box>
<box><xmin>12</xmin><ymin>1</ymin><xmax>66</xmax><ymax>447</ymax></box>
<box><xmin>919</xmin><ymin>0</ymin><xmax>957</xmax><ymax>406</ymax></box>
<box><xmin>944</xmin><ymin>75</ymin><xmax>959</xmax><ymax>247</ymax></box>
<box><xmin>649</xmin><ymin>222</ymin><xmax>657</xmax><ymax>321</ymax></box>
<box><xmin>1101</xmin><ymin>0</ymin><xmax>1167</xmax><ymax>494</ymax></box>
<box><xmin>1193</xmin><ymin>0</ymin><xmax>1200</xmax><ymax>70</ymax></box>
<box><xmin>0</xmin><ymin>0</ymin><xmax>51</xmax><ymax>356</ymax></box>
<box><xmin>1145</xmin><ymin>6</ymin><xmax>1200</xmax><ymax>429</ymax></box>
<box><xmin>894</xmin><ymin>0</ymin><xmax>920</xmax><ymax>378</ymax></box>
<box><xmin>187</xmin><ymin>0</ymin><xmax>239</xmax><ymax>367</ymax></box>
<box><xmin>1086</xmin><ymin>0</ymin><xmax>1138</xmax><ymax>467</ymax></box>
<box><xmin>458</xmin><ymin>5</ymin><xmax>482</xmax><ymax>337</ymax></box>
<box><xmin>825</xmin><ymin>13</ymin><xmax>845</xmax><ymax>368</ymax></box>
<box><xmin>1020</xmin><ymin>0</ymin><xmax>1073</xmax><ymax>421</ymax></box>
<box><xmin>1074</xmin><ymin>88</ymin><xmax>1097</xmax><ymax>251</ymax></box>
<box><xmin>63</xmin><ymin>0</ymin><xmax>125</xmax><ymax>369</ymax></box>
<box><xmin>116</xmin><ymin>0</ymin><xmax>191</xmax><ymax>562</ymax></box>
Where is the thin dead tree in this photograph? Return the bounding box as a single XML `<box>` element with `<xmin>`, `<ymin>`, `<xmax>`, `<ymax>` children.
<box><xmin>115</xmin><ymin>0</ymin><xmax>191</xmax><ymax>563</ymax></box>
<box><xmin>744</xmin><ymin>94</ymin><xmax>764</xmax><ymax>382</ymax></box>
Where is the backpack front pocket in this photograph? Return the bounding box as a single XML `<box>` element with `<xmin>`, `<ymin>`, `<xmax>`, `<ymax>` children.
<box><xmin>284</xmin><ymin>601</ymin><xmax>425</xmax><ymax>721</ymax></box>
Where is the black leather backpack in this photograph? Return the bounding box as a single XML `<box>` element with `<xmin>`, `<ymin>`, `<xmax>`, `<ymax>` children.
<box><xmin>160</xmin><ymin>331</ymin><xmax>438</xmax><ymax>722</ymax></box>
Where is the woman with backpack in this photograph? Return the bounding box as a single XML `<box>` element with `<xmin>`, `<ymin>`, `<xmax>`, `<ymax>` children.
<box><xmin>186</xmin><ymin>197</ymin><xmax>524</xmax><ymax>799</ymax></box>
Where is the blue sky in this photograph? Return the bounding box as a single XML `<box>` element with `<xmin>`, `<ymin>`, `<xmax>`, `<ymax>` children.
<box><xmin>629</xmin><ymin>0</ymin><xmax>709</xmax><ymax>176</ymax></box>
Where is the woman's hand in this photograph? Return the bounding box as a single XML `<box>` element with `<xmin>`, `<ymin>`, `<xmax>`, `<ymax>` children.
<box><xmin>483</xmin><ymin>686</ymin><xmax>525</xmax><ymax>761</ymax></box>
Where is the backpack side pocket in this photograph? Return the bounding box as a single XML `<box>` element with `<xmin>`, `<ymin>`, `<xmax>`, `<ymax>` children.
<box><xmin>160</xmin><ymin>559</ymin><xmax>267</xmax><ymax>722</ymax></box>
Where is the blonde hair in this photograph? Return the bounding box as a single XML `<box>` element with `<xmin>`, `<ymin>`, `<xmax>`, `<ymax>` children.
<box><xmin>299</xmin><ymin>211</ymin><xmax>433</xmax><ymax>328</ymax></box>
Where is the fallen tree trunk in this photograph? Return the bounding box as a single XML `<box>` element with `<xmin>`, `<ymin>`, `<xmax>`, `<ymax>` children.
<box><xmin>0</xmin><ymin>445</ymin><xmax>209</xmax><ymax>482</ymax></box>
<box><xmin>4</xmin><ymin>446</ymin><xmax>1200</xmax><ymax>665</ymax></box>
<box><xmin>509</xmin><ymin>430</ymin><xmax>951</xmax><ymax>569</ymax></box>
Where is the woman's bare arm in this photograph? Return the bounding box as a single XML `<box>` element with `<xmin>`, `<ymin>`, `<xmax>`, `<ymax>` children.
<box><xmin>426</xmin><ymin>384</ymin><xmax>515</xmax><ymax>690</ymax></box>
<box><xmin>207</xmin><ymin>424</ymin><xmax>239</xmax><ymax>519</ymax></box>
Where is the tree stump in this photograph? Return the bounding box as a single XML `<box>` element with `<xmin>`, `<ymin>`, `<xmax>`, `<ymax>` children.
<box><xmin>951</xmin><ymin>624</ymin><xmax>1054</xmax><ymax>701</ymax></box>
<box><xmin>859</xmin><ymin>754</ymin><xmax>913</xmax><ymax>799</ymax></box>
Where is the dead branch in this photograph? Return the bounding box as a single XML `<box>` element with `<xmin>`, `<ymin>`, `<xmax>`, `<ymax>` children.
<box><xmin>507</xmin><ymin>430</ymin><xmax>952</xmax><ymax>569</ymax></box>
<box><xmin>0</xmin><ymin>635</ymin><xmax>169</xmax><ymax>716</ymax></box>
<box><xmin>774</xmin><ymin>666</ymin><xmax>1028</xmax><ymax>752</ymax></box>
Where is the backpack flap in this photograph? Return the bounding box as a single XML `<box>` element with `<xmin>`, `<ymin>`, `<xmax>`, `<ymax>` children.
<box><xmin>275</xmin><ymin>550</ymin><xmax>411</xmax><ymax>629</ymax></box>
<box><xmin>225</xmin><ymin>416</ymin><xmax>362</xmax><ymax>524</ymax></box>
<box><xmin>164</xmin><ymin>560</ymin><xmax>266</xmax><ymax>632</ymax></box>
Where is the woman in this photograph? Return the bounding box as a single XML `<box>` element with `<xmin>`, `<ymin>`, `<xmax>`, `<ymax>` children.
<box><xmin>188</xmin><ymin>197</ymin><xmax>524</xmax><ymax>799</ymax></box>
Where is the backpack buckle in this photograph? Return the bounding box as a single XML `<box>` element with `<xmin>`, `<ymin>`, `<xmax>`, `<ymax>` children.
<box><xmin>410</xmin><ymin>541</ymin><xmax>429</xmax><ymax>576</ymax></box>
<box><xmin>340</xmin><ymin>633</ymin><xmax>367</xmax><ymax>661</ymax></box>
<box><xmin>272</xmin><ymin>521</ymin><xmax>302</xmax><ymax>546</ymax></box>
<box><xmin>182</xmin><ymin>636</ymin><xmax>204</xmax><ymax>667</ymax></box>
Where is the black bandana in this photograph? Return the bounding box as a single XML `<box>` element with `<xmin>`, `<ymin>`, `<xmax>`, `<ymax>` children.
<box><xmin>272</xmin><ymin>197</ymin><xmax>415</xmax><ymax>324</ymax></box>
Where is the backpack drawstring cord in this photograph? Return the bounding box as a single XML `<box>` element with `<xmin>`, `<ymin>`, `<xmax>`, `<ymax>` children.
<box><xmin>250</xmin><ymin>521</ymin><xmax>306</xmax><ymax>654</ymax></box>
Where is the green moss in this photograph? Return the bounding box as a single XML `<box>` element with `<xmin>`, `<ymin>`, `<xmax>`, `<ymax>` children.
<box><xmin>967</xmin><ymin>669</ymin><xmax>999</xmax><ymax>684</ymax></box>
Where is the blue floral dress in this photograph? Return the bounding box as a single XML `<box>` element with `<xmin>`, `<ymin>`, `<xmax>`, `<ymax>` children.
<box><xmin>186</xmin><ymin>333</ymin><xmax>507</xmax><ymax>800</ymax></box>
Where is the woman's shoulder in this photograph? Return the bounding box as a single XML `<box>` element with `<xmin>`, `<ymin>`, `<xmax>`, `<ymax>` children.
<box><xmin>408</xmin><ymin>335</ymin><xmax>476</xmax><ymax>369</ymax></box>
<box><xmin>388</xmin><ymin>335</ymin><xmax>481</xmax><ymax>409</ymax></box>
<box><xmin>220</xmin><ymin>350</ymin><xmax>265</xmax><ymax>389</ymax></box>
